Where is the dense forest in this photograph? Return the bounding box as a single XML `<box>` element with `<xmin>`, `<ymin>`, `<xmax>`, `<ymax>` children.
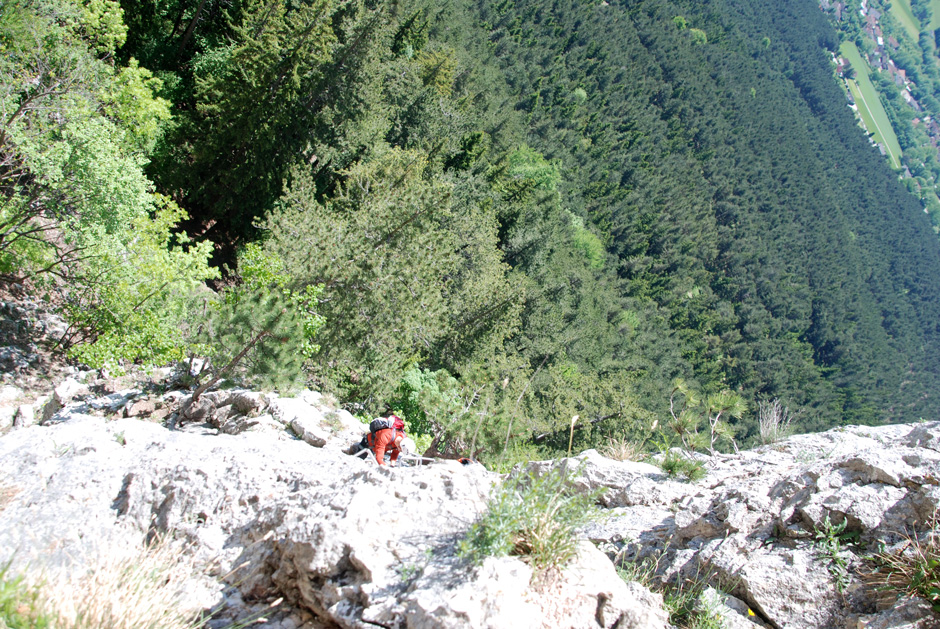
<box><xmin>4</xmin><ymin>0</ymin><xmax>940</xmax><ymax>461</ymax></box>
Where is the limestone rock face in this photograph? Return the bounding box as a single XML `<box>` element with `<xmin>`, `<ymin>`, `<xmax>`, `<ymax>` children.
<box><xmin>2</xmin><ymin>374</ymin><xmax>939</xmax><ymax>629</ymax></box>
<box><xmin>572</xmin><ymin>423</ymin><xmax>940</xmax><ymax>629</ymax></box>
<box><xmin>0</xmin><ymin>395</ymin><xmax>667</xmax><ymax>629</ymax></box>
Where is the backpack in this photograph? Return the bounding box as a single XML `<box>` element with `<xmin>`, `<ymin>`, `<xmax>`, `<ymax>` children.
<box><xmin>358</xmin><ymin>417</ymin><xmax>403</xmax><ymax>455</ymax></box>
<box><xmin>369</xmin><ymin>417</ymin><xmax>395</xmax><ymax>433</ymax></box>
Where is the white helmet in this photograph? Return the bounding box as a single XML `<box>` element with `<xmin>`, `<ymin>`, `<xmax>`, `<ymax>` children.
<box><xmin>399</xmin><ymin>437</ymin><xmax>416</xmax><ymax>455</ymax></box>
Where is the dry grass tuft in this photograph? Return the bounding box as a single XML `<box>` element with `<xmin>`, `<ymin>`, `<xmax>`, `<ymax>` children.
<box><xmin>758</xmin><ymin>399</ymin><xmax>794</xmax><ymax>445</ymax></box>
<box><xmin>0</xmin><ymin>482</ymin><xmax>19</xmax><ymax>512</ymax></box>
<box><xmin>600</xmin><ymin>437</ymin><xmax>645</xmax><ymax>462</ymax></box>
<box><xmin>862</xmin><ymin>519</ymin><xmax>940</xmax><ymax>613</ymax></box>
<box><xmin>2</xmin><ymin>536</ymin><xmax>206</xmax><ymax>629</ymax></box>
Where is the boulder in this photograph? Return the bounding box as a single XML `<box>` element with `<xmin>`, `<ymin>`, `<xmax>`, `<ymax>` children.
<box><xmin>0</xmin><ymin>406</ymin><xmax>15</xmax><ymax>430</ymax></box>
<box><xmin>231</xmin><ymin>391</ymin><xmax>263</xmax><ymax>415</ymax></box>
<box><xmin>290</xmin><ymin>415</ymin><xmax>329</xmax><ymax>447</ymax></box>
<box><xmin>852</xmin><ymin>597</ymin><xmax>939</xmax><ymax>629</ymax></box>
<box><xmin>124</xmin><ymin>399</ymin><xmax>156</xmax><ymax>418</ymax></box>
<box><xmin>39</xmin><ymin>377</ymin><xmax>86</xmax><ymax>423</ymax></box>
<box><xmin>180</xmin><ymin>395</ymin><xmax>216</xmax><ymax>422</ymax></box>
<box><xmin>11</xmin><ymin>404</ymin><xmax>33</xmax><ymax>428</ymax></box>
<box><xmin>0</xmin><ymin>385</ymin><xmax>22</xmax><ymax>404</ymax></box>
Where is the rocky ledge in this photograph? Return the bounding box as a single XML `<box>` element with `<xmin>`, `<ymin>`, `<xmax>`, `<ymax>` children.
<box><xmin>0</xmin><ymin>377</ymin><xmax>938</xmax><ymax>629</ymax></box>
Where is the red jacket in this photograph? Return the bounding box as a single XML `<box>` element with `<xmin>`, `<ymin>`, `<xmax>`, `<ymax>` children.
<box><xmin>367</xmin><ymin>428</ymin><xmax>403</xmax><ymax>465</ymax></box>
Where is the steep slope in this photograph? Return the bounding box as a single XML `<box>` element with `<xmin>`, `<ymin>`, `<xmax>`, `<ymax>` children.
<box><xmin>107</xmin><ymin>0</ymin><xmax>940</xmax><ymax>447</ymax></box>
<box><xmin>457</xmin><ymin>0</ymin><xmax>940</xmax><ymax>432</ymax></box>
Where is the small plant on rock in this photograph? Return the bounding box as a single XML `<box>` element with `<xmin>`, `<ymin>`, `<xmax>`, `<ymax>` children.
<box><xmin>658</xmin><ymin>449</ymin><xmax>706</xmax><ymax>482</ymax></box>
<box><xmin>458</xmin><ymin>467</ymin><xmax>602</xmax><ymax>572</ymax></box>
<box><xmin>600</xmin><ymin>436</ymin><xmax>645</xmax><ymax>462</ymax></box>
<box><xmin>0</xmin><ymin>562</ymin><xmax>52</xmax><ymax>628</ymax></box>
<box><xmin>617</xmin><ymin>555</ymin><xmax>724</xmax><ymax>629</ymax></box>
<box><xmin>758</xmin><ymin>398</ymin><xmax>794</xmax><ymax>445</ymax></box>
<box><xmin>814</xmin><ymin>514</ymin><xmax>859</xmax><ymax>593</ymax></box>
<box><xmin>667</xmin><ymin>379</ymin><xmax>745</xmax><ymax>456</ymax></box>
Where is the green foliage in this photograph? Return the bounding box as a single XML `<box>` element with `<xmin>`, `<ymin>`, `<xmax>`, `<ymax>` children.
<box><xmin>658</xmin><ymin>449</ymin><xmax>706</xmax><ymax>482</ymax></box>
<box><xmin>458</xmin><ymin>467</ymin><xmax>601</xmax><ymax>572</ymax></box>
<box><xmin>197</xmin><ymin>246</ymin><xmax>324</xmax><ymax>392</ymax></box>
<box><xmin>0</xmin><ymin>0</ymin><xmax>228</xmax><ymax>371</ymax></box>
<box><xmin>263</xmin><ymin>147</ymin><xmax>520</xmax><ymax>402</ymax></box>
<box><xmin>567</xmin><ymin>211</ymin><xmax>606</xmax><ymax>269</ymax></box>
<box><xmin>99</xmin><ymin>59</ymin><xmax>172</xmax><ymax>155</ymax></box>
<box><xmin>814</xmin><ymin>515</ymin><xmax>859</xmax><ymax>593</ymax></box>
<box><xmin>101</xmin><ymin>0</ymin><xmax>940</xmax><ymax>450</ymax></box>
<box><xmin>415</xmin><ymin>45</ymin><xmax>458</xmax><ymax>97</ymax></box>
<box><xmin>617</xmin><ymin>556</ymin><xmax>725</xmax><ymax>628</ymax></box>
<box><xmin>66</xmin><ymin>197</ymin><xmax>218</xmax><ymax>368</ymax></box>
<box><xmin>504</xmin><ymin>145</ymin><xmax>561</xmax><ymax>194</ymax></box>
<box><xmin>0</xmin><ymin>563</ymin><xmax>52</xmax><ymax>629</ymax></box>
<box><xmin>667</xmin><ymin>379</ymin><xmax>745</xmax><ymax>455</ymax></box>
<box><xmin>148</xmin><ymin>0</ymin><xmax>395</xmax><ymax>247</ymax></box>
<box><xmin>0</xmin><ymin>0</ymin><xmax>147</xmax><ymax>276</ymax></box>
<box><xmin>390</xmin><ymin>367</ymin><xmax>464</xmax><ymax>438</ymax></box>
<box><xmin>77</xmin><ymin>0</ymin><xmax>126</xmax><ymax>54</ymax></box>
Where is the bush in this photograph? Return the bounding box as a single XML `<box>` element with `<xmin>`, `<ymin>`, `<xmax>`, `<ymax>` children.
<box><xmin>600</xmin><ymin>437</ymin><xmax>645</xmax><ymax>462</ymax></box>
<box><xmin>658</xmin><ymin>450</ymin><xmax>706</xmax><ymax>482</ymax></box>
<box><xmin>458</xmin><ymin>467</ymin><xmax>602</xmax><ymax>572</ymax></box>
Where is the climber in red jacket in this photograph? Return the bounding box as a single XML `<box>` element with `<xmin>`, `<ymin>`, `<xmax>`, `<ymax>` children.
<box><xmin>367</xmin><ymin>415</ymin><xmax>406</xmax><ymax>466</ymax></box>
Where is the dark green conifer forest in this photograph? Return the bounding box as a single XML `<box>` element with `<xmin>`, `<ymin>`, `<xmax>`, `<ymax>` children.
<box><xmin>5</xmin><ymin>0</ymin><xmax>940</xmax><ymax>460</ymax></box>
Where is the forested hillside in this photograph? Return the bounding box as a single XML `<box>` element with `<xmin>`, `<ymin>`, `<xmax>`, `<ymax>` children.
<box><xmin>4</xmin><ymin>0</ymin><xmax>940</xmax><ymax>460</ymax></box>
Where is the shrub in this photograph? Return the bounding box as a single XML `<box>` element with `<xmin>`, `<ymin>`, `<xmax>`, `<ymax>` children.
<box><xmin>600</xmin><ymin>437</ymin><xmax>645</xmax><ymax>462</ymax></box>
<box><xmin>390</xmin><ymin>367</ymin><xmax>464</xmax><ymax>441</ymax></box>
<box><xmin>658</xmin><ymin>450</ymin><xmax>706</xmax><ymax>482</ymax></box>
<box><xmin>458</xmin><ymin>467</ymin><xmax>602</xmax><ymax>572</ymax></box>
<box><xmin>667</xmin><ymin>379</ymin><xmax>744</xmax><ymax>456</ymax></box>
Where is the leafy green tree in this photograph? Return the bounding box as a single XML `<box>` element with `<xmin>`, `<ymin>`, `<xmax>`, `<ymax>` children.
<box><xmin>263</xmin><ymin>147</ymin><xmax>519</xmax><ymax>402</ymax></box>
<box><xmin>667</xmin><ymin>379</ymin><xmax>745</xmax><ymax>455</ymax></box>
<box><xmin>1</xmin><ymin>0</ymin><xmax>218</xmax><ymax>369</ymax></box>
<box><xmin>65</xmin><ymin>197</ymin><xmax>217</xmax><ymax>368</ymax></box>
<box><xmin>191</xmin><ymin>243</ymin><xmax>324</xmax><ymax>397</ymax></box>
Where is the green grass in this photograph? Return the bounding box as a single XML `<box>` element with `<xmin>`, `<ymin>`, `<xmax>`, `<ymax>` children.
<box><xmin>930</xmin><ymin>0</ymin><xmax>940</xmax><ymax>29</ymax></box>
<box><xmin>0</xmin><ymin>563</ymin><xmax>53</xmax><ymax>629</ymax></box>
<box><xmin>840</xmin><ymin>41</ymin><xmax>903</xmax><ymax>170</ymax></box>
<box><xmin>890</xmin><ymin>0</ymin><xmax>921</xmax><ymax>39</ymax></box>
<box><xmin>617</xmin><ymin>558</ymin><xmax>726</xmax><ymax>629</ymax></box>
<box><xmin>458</xmin><ymin>467</ymin><xmax>602</xmax><ymax>573</ymax></box>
